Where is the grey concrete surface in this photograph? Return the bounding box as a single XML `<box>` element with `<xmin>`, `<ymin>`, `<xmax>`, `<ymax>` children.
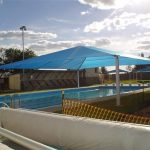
<box><xmin>0</xmin><ymin>136</ymin><xmax>28</xmax><ymax>150</ymax></box>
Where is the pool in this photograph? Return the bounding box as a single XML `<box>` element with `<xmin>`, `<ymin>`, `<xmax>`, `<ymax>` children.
<box><xmin>0</xmin><ymin>86</ymin><xmax>146</xmax><ymax>109</ymax></box>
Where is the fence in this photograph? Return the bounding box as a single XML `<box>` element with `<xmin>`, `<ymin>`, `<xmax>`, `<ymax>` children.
<box><xmin>63</xmin><ymin>99</ymin><xmax>150</xmax><ymax>125</ymax></box>
<box><xmin>0</xmin><ymin>92</ymin><xmax>63</xmax><ymax>110</ymax></box>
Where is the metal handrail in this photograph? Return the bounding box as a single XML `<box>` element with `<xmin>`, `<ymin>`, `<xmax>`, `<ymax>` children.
<box><xmin>12</xmin><ymin>94</ymin><xmax>21</xmax><ymax>108</ymax></box>
<box><xmin>0</xmin><ymin>102</ymin><xmax>9</xmax><ymax>108</ymax></box>
<box><xmin>3</xmin><ymin>95</ymin><xmax>12</xmax><ymax>107</ymax></box>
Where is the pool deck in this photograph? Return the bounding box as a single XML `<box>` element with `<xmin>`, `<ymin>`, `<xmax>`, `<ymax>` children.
<box><xmin>0</xmin><ymin>136</ymin><xmax>28</xmax><ymax>150</ymax></box>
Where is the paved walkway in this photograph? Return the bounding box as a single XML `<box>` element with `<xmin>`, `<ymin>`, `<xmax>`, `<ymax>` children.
<box><xmin>0</xmin><ymin>137</ymin><xmax>28</xmax><ymax>150</ymax></box>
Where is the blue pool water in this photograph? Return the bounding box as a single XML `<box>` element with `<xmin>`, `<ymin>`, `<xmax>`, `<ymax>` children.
<box><xmin>0</xmin><ymin>86</ymin><xmax>144</xmax><ymax>109</ymax></box>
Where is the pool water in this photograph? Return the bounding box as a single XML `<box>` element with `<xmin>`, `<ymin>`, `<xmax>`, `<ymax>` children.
<box><xmin>0</xmin><ymin>86</ymin><xmax>144</xmax><ymax>109</ymax></box>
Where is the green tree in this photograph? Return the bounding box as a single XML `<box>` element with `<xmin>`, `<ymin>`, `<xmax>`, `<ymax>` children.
<box><xmin>100</xmin><ymin>67</ymin><xmax>107</xmax><ymax>74</ymax></box>
<box><xmin>0</xmin><ymin>48</ymin><xmax>36</xmax><ymax>64</ymax></box>
<box><xmin>0</xmin><ymin>48</ymin><xmax>5</xmax><ymax>65</ymax></box>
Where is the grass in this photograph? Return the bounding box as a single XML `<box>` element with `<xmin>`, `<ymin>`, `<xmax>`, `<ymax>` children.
<box><xmin>0</xmin><ymin>90</ymin><xmax>21</xmax><ymax>95</ymax></box>
<box><xmin>104</xmin><ymin>79</ymin><xmax>136</xmax><ymax>84</ymax></box>
<box><xmin>137</xmin><ymin>80</ymin><xmax>150</xmax><ymax>84</ymax></box>
<box><xmin>104</xmin><ymin>79</ymin><xmax>148</xmax><ymax>84</ymax></box>
<box><xmin>89</xmin><ymin>90</ymin><xmax>150</xmax><ymax>114</ymax></box>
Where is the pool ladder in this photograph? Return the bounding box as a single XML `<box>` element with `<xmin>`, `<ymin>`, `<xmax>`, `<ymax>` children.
<box><xmin>0</xmin><ymin>102</ymin><xmax>9</xmax><ymax>108</ymax></box>
<box><xmin>12</xmin><ymin>94</ymin><xmax>21</xmax><ymax>108</ymax></box>
<box><xmin>1</xmin><ymin>94</ymin><xmax>21</xmax><ymax>109</ymax></box>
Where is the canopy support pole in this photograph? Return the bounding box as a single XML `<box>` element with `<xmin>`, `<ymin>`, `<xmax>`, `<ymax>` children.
<box><xmin>115</xmin><ymin>55</ymin><xmax>120</xmax><ymax>106</ymax></box>
<box><xmin>77</xmin><ymin>70</ymin><xmax>80</xmax><ymax>88</ymax></box>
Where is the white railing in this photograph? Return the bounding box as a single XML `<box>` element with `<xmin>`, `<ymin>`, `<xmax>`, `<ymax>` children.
<box><xmin>0</xmin><ymin>102</ymin><xmax>9</xmax><ymax>108</ymax></box>
<box><xmin>0</xmin><ymin>127</ymin><xmax>57</xmax><ymax>150</ymax></box>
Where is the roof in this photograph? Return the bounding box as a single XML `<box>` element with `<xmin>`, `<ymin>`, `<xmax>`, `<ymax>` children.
<box><xmin>136</xmin><ymin>67</ymin><xmax>150</xmax><ymax>72</ymax></box>
<box><xmin>0</xmin><ymin>46</ymin><xmax>150</xmax><ymax>70</ymax></box>
<box><xmin>107</xmin><ymin>69</ymin><xmax>129</xmax><ymax>74</ymax></box>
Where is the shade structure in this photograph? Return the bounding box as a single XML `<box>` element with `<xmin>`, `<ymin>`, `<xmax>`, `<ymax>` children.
<box><xmin>0</xmin><ymin>46</ymin><xmax>150</xmax><ymax>106</ymax></box>
<box><xmin>108</xmin><ymin>69</ymin><xmax>129</xmax><ymax>74</ymax></box>
<box><xmin>0</xmin><ymin>46</ymin><xmax>150</xmax><ymax>70</ymax></box>
<box><xmin>136</xmin><ymin>67</ymin><xmax>150</xmax><ymax>72</ymax></box>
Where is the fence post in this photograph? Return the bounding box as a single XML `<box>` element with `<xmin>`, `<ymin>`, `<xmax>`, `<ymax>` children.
<box><xmin>61</xmin><ymin>90</ymin><xmax>64</xmax><ymax>110</ymax></box>
<box><xmin>10</xmin><ymin>95</ymin><xmax>13</xmax><ymax>108</ymax></box>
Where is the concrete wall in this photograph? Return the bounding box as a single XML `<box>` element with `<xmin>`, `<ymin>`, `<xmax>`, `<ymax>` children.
<box><xmin>9</xmin><ymin>74</ymin><xmax>21</xmax><ymax>90</ymax></box>
<box><xmin>20</xmin><ymin>70</ymin><xmax>101</xmax><ymax>91</ymax></box>
<box><xmin>2</xmin><ymin>69</ymin><xmax>101</xmax><ymax>91</ymax></box>
<box><xmin>0</xmin><ymin>108</ymin><xmax>150</xmax><ymax>150</ymax></box>
<box><xmin>85</xmin><ymin>68</ymin><xmax>100</xmax><ymax>77</ymax></box>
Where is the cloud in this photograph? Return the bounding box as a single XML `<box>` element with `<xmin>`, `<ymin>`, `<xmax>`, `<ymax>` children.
<box><xmin>144</xmin><ymin>32</ymin><xmax>150</xmax><ymax>36</ymax></box>
<box><xmin>95</xmin><ymin>39</ymin><xmax>111</xmax><ymax>46</ymax></box>
<box><xmin>137</xmin><ymin>40</ymin><xmax>150</xmax><ymax>50</ymax></box>
<box><xmin>137</xmin><ymin>45</ymin><xmax>150</xmax><ymax>50</ymax></box>
<box><xmin>29</xmin><ymin>37</ymin><xmax>148</xmax><ymax>56</ymax></box>
<box><xmin>28</xmin><ymin>38</ymin><xmax>111</xmax><ymax>54</ymax></box>
<box><xmin>84</xmin><ymin>12</ymin><xmax>150</xmax><ymax>33</ymax></box>
<box><xmin>0</xmin><ymin>30</ymin><xmax>57</xmax><ymax>41</ymax></box>
<box><xmin>0</xmin><ymin>44</ymin><xmax>22</xmax><ymax>50</ymax></box>
<box><xmin>0</xmin><ymin>0</ymin><xmax>3</xmax><ymax>4</ymax></box>
<box><xmin>139</xmin><ymin>41</ymin><xmax>150</xmax><ymax>45</ymax></box>
<box><xmin>1</xmin><ymin>34</ymin><xmax>149</xmax><ymax>56</ymax></box>
<box><xmin>73</xmin><ymin>28</ymin><xmax>80</xmax><ymax>32</ymax></box>
<box><xmin>132</xmin><ymin>35</ymin><xmax>150</xmax><ymax>51</ymax></box>
<box><xmin>80</xmin><ymin>11</ymin><xmax>90</xmax><ymax>16</ymax></box>
<box><xmin>47</xmin><ymin>17</ymin><xmax>70</xmax><ymax>23</ymax></box>
<box><xmin>78</xmin><ymin>0</ymin><xmax>130</xmax><ymax>10</ymax></box>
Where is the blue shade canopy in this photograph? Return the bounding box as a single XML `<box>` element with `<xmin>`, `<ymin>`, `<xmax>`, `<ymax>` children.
<box><xmin>108</xmin><ymin>69</ymin><xmax>129</xmax><ymax>74</ymax></box>
<box><xmin>0</xmin><ymin>46</ymin><xmax>150</xmax><ymax>70</ymax></box>
<box><xmin>136</xmin><ymin>67</ymin><xmax>150</xmax><ymax>72</ymax></box>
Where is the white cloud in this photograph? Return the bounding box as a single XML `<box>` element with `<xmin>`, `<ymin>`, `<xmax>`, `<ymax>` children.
<box><xmin>128</xmin><ymin>35</ymin><xmax>150</xmax><ymax>53</ymax></box>
<box><xmin>47</xmin><ymin>17</ymin><xmax>70</xmax><ymax>23</ymax></box>
<box><xmin>78</xmin><ymin>0</ymin><xmax>150</xmax><ymax>10</ymax></box>
<box><xmin>78</xmin><ymin>0</ymin><xmax>130</xmax><ymax>10</ymax></box>
<box><xmin>1</xmin><ymin>34</ymin><xmax>149</xmax><ymax>56</ymax></box>
<box><xmin>0</xmin><ymin>0</ymin><xmax>3</xmax><ymax>4</ymax></box>
<box><xmin>137</xmin><ymin>45</ymin><xmax>150</xmax><ymax>50</ymax></box>
<box><xmin>144</xmin><ymin>32</ymin><xmax>150</xmax><ymax>36</ymax></box>
<box><xmin>0</xmin><ymin>30</ymin><xmax>57</xmax><ymax>40</ymax></box>
<box><xmin>80</xmin><ymin>10</ymin><xmax>90</xmax><ymax>16</ymax></box>
<box><xmin>137</xmin><ymin>39</ymin><xmax>150</xmax><ymax>50</ymax></box>
<box><xmin>73</xmin><ymin>28</ymin><xmax>80</xmax><ymax>32</ymax></box>
<box><xmin>0</xmin><ymin>44</ymin><xmax>21</xmax><ymax>50</ymax></box>
<box><xmin>84</xmin><ymin>12</ymin><xmax>150</xmax><ymax>32</ymax></box>
<box><xmin>27</xmin><ymin>38</ymin><xmax>111</xmax><ymax>54</ymax></box>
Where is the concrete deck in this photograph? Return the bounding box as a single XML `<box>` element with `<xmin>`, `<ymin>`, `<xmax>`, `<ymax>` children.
<box><xmin>0</xmin><ymin>136</ymin><xmax>28</xmax><ymax>150</ymax></box>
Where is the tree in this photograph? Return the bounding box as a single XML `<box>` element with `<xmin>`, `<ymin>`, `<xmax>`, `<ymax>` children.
<box><xmin>0</xmin><ymin>48</ymin><xmax>36</xmax><ymax>64</ymax></box>
<box><xmin>0</xmin><ymin>48</ymin><xmax>5</xmax><ymax>65</ymax></box>
<box><xmin>100</xmin><ymin>67</ymin><xmax>107</xmax><ymax>74</ymax></box>
<box><xmin>126</xmin><ymin>65</ymin><xmax>133</xmax><ymax>72</ymax></box>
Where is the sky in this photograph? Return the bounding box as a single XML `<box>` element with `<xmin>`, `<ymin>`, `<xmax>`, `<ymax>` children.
<box><xmin>0</xmin><ymin>0</ymin><xmax>150</xmax><ymax>56</ymax></box>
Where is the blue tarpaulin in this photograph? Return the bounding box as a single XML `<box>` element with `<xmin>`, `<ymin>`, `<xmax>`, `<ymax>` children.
<box><xmin>0</xmin><ymin>45</ymin><xmax>149</xmax><ymax>106</ymax></box>
<box><xmin>0</xmin><ymin>46</ymin><xmax>150</xmax><ymax>70</ymax></box>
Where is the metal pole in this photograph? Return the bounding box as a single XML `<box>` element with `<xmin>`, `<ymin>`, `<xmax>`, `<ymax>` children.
<box><xmin>61</xmin><ymin>90</ymin><xmax>64</xmax><ymax>110</ymax></box>
<box><xmin>115</xmin><ymin>55</ymin><xmax>120</xmax><ymax>106</ymax></box>
<box><xmin>20</xmin><ymin>26</ymin><xmax>26</xmax><ymax>90</ymax></box>
<box><xmin>77</xmin><ymin>70</ymin><xmax>80</xmax><ymax>88</ymax></box>
<box><xmin>21</xmin><ymin>29</ymin><xmax>25</xmax><ymax>60</ymax></box>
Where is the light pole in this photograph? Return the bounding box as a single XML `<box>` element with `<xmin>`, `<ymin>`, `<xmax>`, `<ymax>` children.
<box><xmin>20</xmin><ymin>26</ymin><xmax>27</xmax><ymax>90</ymax></box>
<box><xmin>20</xmin><ymin>26</ymin><xmax>27</xmax><ymax>60</ymax></box>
